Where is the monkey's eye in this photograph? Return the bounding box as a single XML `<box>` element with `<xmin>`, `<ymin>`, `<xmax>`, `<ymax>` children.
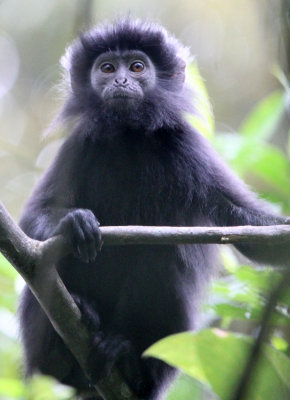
<box><xmin>100</xmin><ymin>63</ymin><xmax>115</xmax><ymax>73</ymax></box>
<box><xmin>129</xmin><ymin>61</ymin><xmax>145</xmax><ymax>73</ymax></box>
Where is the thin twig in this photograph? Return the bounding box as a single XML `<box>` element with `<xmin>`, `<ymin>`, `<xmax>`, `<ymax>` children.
<box><xmin>231</xmin><ymin>272</ymin><xmax>290</xmax><ymax>400</ymax></box>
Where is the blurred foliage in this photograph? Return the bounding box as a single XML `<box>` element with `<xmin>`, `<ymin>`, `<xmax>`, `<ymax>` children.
<box><xmin>144</xmin><ymin>67</ymin><xmax>290</xmax><ymax>399</ymax></box>
<box><xmin>146</xmin><ymin>328</ymin><xmax>290</xmax><ymax>400</ymax></box>
<box><xmin>186</xmin><ymin>63</ymin><xmax>215</xmax><ymax>139</ymax></box>
<box><xmin>213</xmin><ymin>71</ymin><xmax>290</xmax><ymax>214</ymax></box>
<box><xmin>0</xmin><ymin>0</ymin><xmax>290</xmax><ymax>399</ymax></box>
<box><xmin>0</xmin><ymin>0</ymin><xmax>288</xmax><ymax>219</ymax></box>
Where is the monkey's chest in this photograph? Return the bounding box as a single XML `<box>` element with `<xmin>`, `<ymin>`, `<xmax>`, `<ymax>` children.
<box><xmin>79</xmin><ymin>145</ymin><xmax>194</xmax><ymax>225</ymax></box>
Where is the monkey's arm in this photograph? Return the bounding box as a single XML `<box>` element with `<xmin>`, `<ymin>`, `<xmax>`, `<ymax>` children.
<box><xmin>206</xmin><ymin>160</ymin><xmax>289</xmax><ymax>267</ymax></box>
<box><xmin>187</xmin><ymin>130</ymin><xmax>289</xmax><ymax>267</ymax></box>
<box><xmin>19</xmin><ymin>139</ymin><xmax>78</xmax><ymax>240</ymax></box>
<box><xmin>19</xmin><ymin>136</ymin><xmax>101</xmax><ymax>262</ymax></box>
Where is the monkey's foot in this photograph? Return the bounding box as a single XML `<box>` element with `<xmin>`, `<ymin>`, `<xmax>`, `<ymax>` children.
<box><xmin>87</xmin><ymin>334</ymin><xmax>130</xmax><ymax>383</ymax></box>
<box><xmin>78</xmin><ymin>388</ymin><xmax>103</xmax><ymax>400</ymax></box>
<box><xmin>71</xmin><ymin>294</ymin><xmax>100</xmax><ymax>333</ymax></box>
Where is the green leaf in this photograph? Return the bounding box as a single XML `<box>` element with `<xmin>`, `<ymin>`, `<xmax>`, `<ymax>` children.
<box><xmin>24</xmin><ymin>375</ymin><xmax>73</xmax><ymax>400</ymax></box>
<box><xmin>263</xmin><ymin>345</ymin><xmax>290</xmax><ymax>387</ymax></box>
<box><xmin>144</xmin><ymin>329</ymin><xmax>290</xmax><ymax>400</ymax></box>
<box><xmin>272</xmin><ymin>336</ymin><xmax>288</xmax><ymax>352</ymax></box>
<box><xmin>212</xmin><ymin>303</ymin><xmax>250</xmax><ymax>320</ymax></box>
<box><xmin>236</xmin><ymin>266</ymin><xmax>280</xmax><ymax>292</ymax></box>
<box><xmin>0</xmin><ymin>254</ymin><xmax>16</xmax><ymax>280</ymax></box>
<box><xmin>249</xmin><ymin>146</ymin><xmax>290</xmax><ymax>198</ymax></box>
<box><xmin>186</xmin><ymin>63</ymin><xmax>215</xmax><ymax>139</ymax></box>
<box><xmin>272</xmin><ymin>65</ymin><xmax>290</xmax><ymax>92</ymax></box>
<box><xmin>0</xmin><ymin>254</ymin><xmax>17</xmax><ymax>312</ymax></box>
<box><xmin>167</xmin><ymin>374</ymin><xmax>217</xmax><ymax>400</ymax></box>
<box><xmin>240</xmin><ymin>91</ymin><xmax>285</xmax><ymax>141</ymax></box>
<box><xmin>0</xmin><ymin>378</ymin><xmax>25</xmax><ymax>397</ymax></box>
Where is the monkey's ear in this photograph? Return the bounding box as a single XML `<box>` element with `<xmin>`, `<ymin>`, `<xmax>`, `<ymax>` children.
<box><xmin>173</xmin><ymin>57</ymin><xmax>186</xmax><ymax>85</ymax></box>
<box><xmin>60</xmin><ymin>47</ymin><xmax>75</xmax><ymax>93</ymax></box>
<box><xmin>60</xmin><ymin>42</ymin><xmax>84</xmax><ymax>94</ymax></box>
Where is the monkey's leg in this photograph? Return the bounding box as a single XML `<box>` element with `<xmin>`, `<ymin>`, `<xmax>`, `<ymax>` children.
<box><xmin>68</xmin><ymin>294</ymin><xmax>130</xmax><ymax>385</ymax></box>
<box><xmin>117</xmin><ymin>349</ymin><xmax>176</xmax><ymax>400</ymax></box>
<box><xmin>20</xmin><ymin>288</ymin><xmax>90</xmax><ymax>389</ymax></box>
<box><xmin>86</xmin><ymin>331</ymin><xmax>175</xmax><ymax>400</ymax></box>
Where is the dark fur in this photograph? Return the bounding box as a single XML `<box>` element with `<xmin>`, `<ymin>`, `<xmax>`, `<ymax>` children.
<box><xmin>19</xmin><ymin>18</ymin><xmax>288</xmax><ymax>399</ymax></box>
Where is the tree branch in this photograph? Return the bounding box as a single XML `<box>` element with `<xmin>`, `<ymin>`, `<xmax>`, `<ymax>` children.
<box><xmin>0</xmin><ymin>201</ymin><xmax>137</xmax><ymax>400</ymax></box>
<box><xmin>26</xmin><ymin>223</ymin><xmax>290</xmax><ymax>262</ymax></box>
<box><xmin>0</xmin><ymin>200</ymin><xmax>289</xmax><ymax>399</ymax></box>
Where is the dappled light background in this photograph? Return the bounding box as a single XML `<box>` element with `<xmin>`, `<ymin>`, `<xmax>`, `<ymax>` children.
<box><xmin>0</xmin><ymin>0</ymin><xmax>289</xmax><ymax>399</ymax></box>
<box><xmin>0</xmin><ymin>0</ymin><xmax>288</xmax><ymax>218</ymax></box>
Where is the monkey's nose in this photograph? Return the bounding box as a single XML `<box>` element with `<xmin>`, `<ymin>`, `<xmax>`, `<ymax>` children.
<box><xmin>115</xmin><ymin>77</ymin><xmax>128</xmax><ymax>85</ymax></box>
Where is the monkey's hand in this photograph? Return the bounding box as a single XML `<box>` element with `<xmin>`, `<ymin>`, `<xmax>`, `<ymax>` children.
<box><xmin>72</xmin><ymin>294</ymin><xmax>130</xmax><ymax>383</ymax></box>
<box><xmin>53</xmin><ymin>209</ymin><xmax>102</xmax><ymax>262</ymax></box>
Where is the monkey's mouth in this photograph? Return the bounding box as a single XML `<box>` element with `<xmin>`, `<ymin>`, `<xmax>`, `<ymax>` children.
<box><xmin>103</xmin><ymin>87</ymin><xmax>141</xmax><ymax>101</ymax></box>
<box><xmin>112</xmin><ymin>93</ymin><xmax>134</xmax><ymax>99</ymax></box>
<box><xmin>111</xmin><ymin>90</ymin><xmax>135</xmax><ymax>100</ymax></box>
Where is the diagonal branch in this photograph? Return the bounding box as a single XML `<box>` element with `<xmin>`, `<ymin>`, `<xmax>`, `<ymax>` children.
<box><xmin>0</xmin><ymin>201</ymin><xmax>137</xmax><ymax>400</ymax></box>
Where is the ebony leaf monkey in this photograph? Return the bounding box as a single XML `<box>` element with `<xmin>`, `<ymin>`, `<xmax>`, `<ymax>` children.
<box><xmin>19</xmin><ymin>18</ymin><xmax>289</xmax><ymax>400</ymax></box>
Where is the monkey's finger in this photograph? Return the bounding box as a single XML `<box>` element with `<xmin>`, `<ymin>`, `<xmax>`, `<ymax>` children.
<box><xmin>79</xmin><ymin>219</ymin><xmax>100</xmax><ymax>262</ymax></box>
<box><xmin>86</xmin><ymin>237</ymin><xmax>98</xmax><ymax>263</ymax></box>
<box><xmin>72</xmin><ymin>220</ymin><xmax>90</xmax><ymax>262</ymax></box>
<box><xmin>76</xmin><ymin>240</ymin><xmax>90</xmax><ymax>263</ymax></box>
<box><xmin>95</xmin><ymin>228</ymin><xmax>103</xmax><ymax>252</ymax></box>
<box><xmin>86</xmin><ymin>218</ymin><xmax>103</xmax><ymax>255</ymax></box>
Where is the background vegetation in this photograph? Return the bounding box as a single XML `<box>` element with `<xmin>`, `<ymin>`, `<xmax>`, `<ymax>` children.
<box><xmin>0</xmin><ymin>0</ymin><xmax>289</xmax><ymax>399</ymax></box>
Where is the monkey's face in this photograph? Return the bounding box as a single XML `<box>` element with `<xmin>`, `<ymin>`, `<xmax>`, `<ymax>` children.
<box><xmin>90</xmin><ymin>50</ymin><xmax>156</xmax><ymax>107</ymax></box>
